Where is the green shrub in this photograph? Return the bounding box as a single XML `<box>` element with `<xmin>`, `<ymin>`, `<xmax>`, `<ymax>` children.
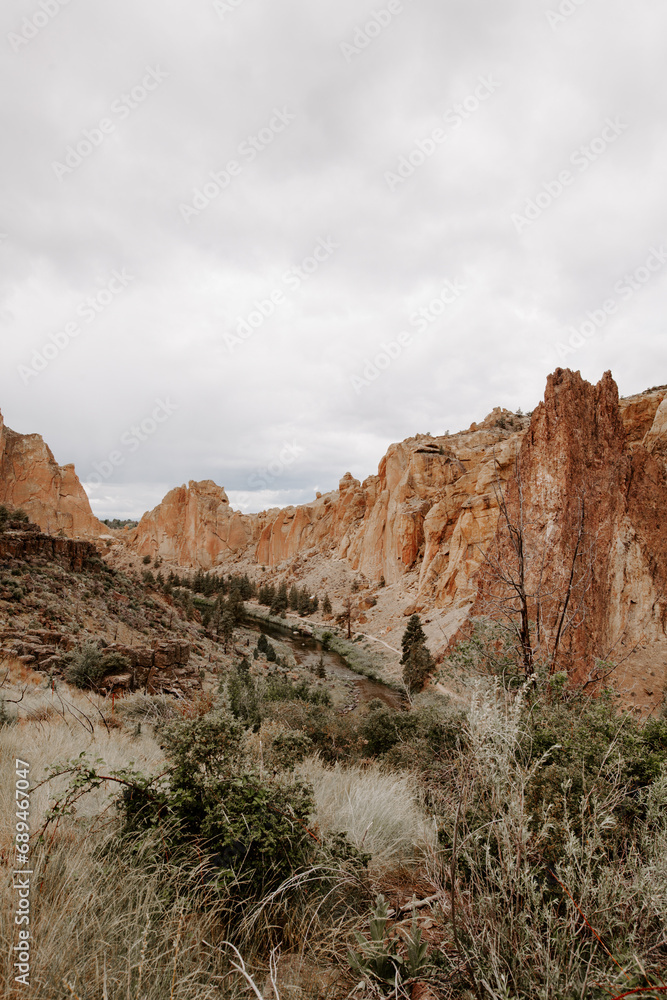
<box><xmin>118</xmin><ymin>711</ymin><xmax>319</xmax><ymax>896</ymax></box>
<box><xmin>348</xmin><ymin>895</ymin><xmax>431</xmax><ymax>987</ymax></box>
<box><xmin>64</xmin><ymin>643</ymin><xmax>131</xmax><ymax>689</ymax></box>
<box><xmin>270</xmin><ymin>729</ymin><xmax>314</xmax><ymax>770</ymax></box>
<box><xmin>360</xmin><ymin>702</ymin><xmax>464</xmax><ymax>766</ymax></box>
<box><xmin>226</xmin><ymin>665</ymin><xmax>261</xmax><ymax>731</ymax></box>
<box><xmin>263</xmin><ymin>675</ymin><xmax>331</xmax><ymax>706</ymax></box>
<box><xmin>521</xmin><ymin>690</ymin><xmax>667</xmax><ymax>865</ymax></box>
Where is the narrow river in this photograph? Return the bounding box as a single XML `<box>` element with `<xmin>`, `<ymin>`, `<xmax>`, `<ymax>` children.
<box><xmin>247</xmin><ymin>619</ymin><xmax>404</xmax><ymax>712</ymax></box>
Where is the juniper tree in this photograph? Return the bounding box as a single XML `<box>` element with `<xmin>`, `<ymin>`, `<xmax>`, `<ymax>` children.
<box><xmin>272</xmin><ymin>581</ymin><xmax>288</xmax><ymax>615</ymax></box>
<box><xmin>400</xmin><ymin>614</ymin><xmax>427</xmax><ymax>665</ymax></box>
<box><xmin>219</xmin><ymin>609</ymin><xmax>236</xmax><ymax>651</ymax></box>
<box><xmin>402</xmin><ymin>640</ymin><xmax>435</xmax><ymax>693</ymax></box>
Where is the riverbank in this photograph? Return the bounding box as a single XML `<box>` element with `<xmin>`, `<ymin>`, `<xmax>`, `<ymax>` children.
<box><xmin>242</xmin><ymin>604</ymin><xmax>404</xmax><ymax>693</ymax></box>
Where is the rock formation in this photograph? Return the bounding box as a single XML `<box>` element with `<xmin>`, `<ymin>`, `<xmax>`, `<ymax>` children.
<box><xmin>126</xmin><ymin>370</ymin><xmax>667</xmax><ymax>704</ymax></box>
<box><xmin>0</xmin><ymin>524</ymin><xmax>99</xmax><ymax>573</ymax></box>
<box><xmin>3</xmin><ymin>371</ymin><xmax>666</xmax><ymax>704</ymax></box>
<box><xmin>130</xmin><ymin>480</ymin><xmax>255</xmax><ymax>570</ymax></box>
<box><xmin>129</xmin><ymin>378</ymin><xmax>667</xmax><ymax>633</ymax></box>
<box><xmin>0</xmin><ymin>408</ymin><xmax>106</xmax><ymax>539</ymax></box>
<box><xmin>130</xmin><ymin>409</ymin><xmax>531</xmax><ymax>606</ymax></box>
<box><xmin>468</xmin><ymin>370</ymin><xmax>667</xmax><ymax>699</ymax></box>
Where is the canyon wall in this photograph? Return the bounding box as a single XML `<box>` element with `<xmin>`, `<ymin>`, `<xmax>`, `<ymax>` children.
<box><xmin>3</xmin><ymin>372</ymin><xmax>666</xmax><ymax>701</ymax></box>
<box><xmin>0</xmin><ymin>409</ymin><xmax>106</xmax><ymax>539</ymax></box>
<box><xmin>129</xmin><ymin>479</ymin><xmax>257</xmax><ymax>570</ymax></box>
<box><xmin>467</xmin><ymin>370</ymin><xmax>667</xmax><ymax>698</ymax></box>
<box><xmin>129</xmin><ymin>375</ymin><xmax>667</xmax><ymax>628</ymax></box>
<box><xmin>130</xmin><ymin>406</ymin><xmax>531</xmax><ymax>607</ymax></box>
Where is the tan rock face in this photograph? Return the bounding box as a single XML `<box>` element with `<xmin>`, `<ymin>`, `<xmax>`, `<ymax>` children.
<box><xmin>6</xmin><ymin>372</ymin><xmax>665</xmax><ymax>703</ymax></box>
<box><xmin>0</xmin><ymin>409</ymin><xmax>105</xmax><ymax>539</ymax></box>
<box><xmin>125</xmin><ymin>370</ymin><xmax>667</xmax><ymax>706</ymax></box>
<box><xmin>469</xmin><ymin>370</ymin><xmax>667</xmax><ymax>703</ymax></box>
<box><xmin>130</xmin><ymin>480</ymin><xmax>258</xmax><ymax>570</ymax></box>
<box><xmin>131</xmin><ymin>416</ymin><xmax>529</xmax><ymax>602</ymax></box>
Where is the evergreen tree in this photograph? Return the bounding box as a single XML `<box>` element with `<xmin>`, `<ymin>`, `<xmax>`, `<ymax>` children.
<box><xmin>211</xmin><ymin>596</ymin><xmax>224</xmax><ymax>637</ymax></box>
<box><xmin>341</xmin><ymin>596</ymin><xmax>354</xmax><ymax>639</ymax></box>
<box><xmin>400</xmin><ymin>614</ymin><xmax>427</xmax><ymax>665</ymax></box>
<box><xmin>227</xmin><ymin>666</ymin><xmax>261</xmax><ymax>730</ymax></box>
<box><xmin>322</xmin><ymin>593</ymin><xmax>332</xmax><ymax>615</ymax></box>
<box><xmin>227</xmin><ymin>587</ymin><xmax>245</xmax><ymax>623</ymax></box>
<box><xmin>289</xmin><ymin>584</ymin><xmax>299</xmax><ymax>610</ymax></box>
<box><xmin>219</xmin><ymin>609</ymin><xmax>236</xmax><ymax>651</ymax></box>
<box><xmin>402</xmin><ymin>640</ymin><xmax>435</xmax><ymax>693</ymax></box>
<box><xmin>298</xmin><ymin>588</ymin><xmax>311</xmax><ymax>616</ymax></box>
<box><xmin>272</xmin><ymin>581</ymin><xmax>288</xmax><ymax>615</ymax></box>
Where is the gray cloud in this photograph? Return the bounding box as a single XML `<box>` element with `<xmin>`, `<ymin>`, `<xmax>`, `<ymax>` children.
<box><xmin>1</xmin><ymin>0</ymin><xmax>666</xmax><ymax>517</ymax></box>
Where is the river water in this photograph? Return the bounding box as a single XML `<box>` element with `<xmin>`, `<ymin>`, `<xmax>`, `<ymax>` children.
<box><xmin>247</xmin><ymin>618</ymin><xmax>404</xmax><ymax>712</ymax></box>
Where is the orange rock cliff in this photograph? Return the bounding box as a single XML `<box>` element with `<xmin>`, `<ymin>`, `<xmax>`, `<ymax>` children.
<box><xmin>2</xmin><ymin>370</ymin><xmax>666</xmax><ymax>704</ymax></box>
<box><xmin>0</xmin><ymin>408</ymin><xmax>106</xmax><ymax>539</ymax></box>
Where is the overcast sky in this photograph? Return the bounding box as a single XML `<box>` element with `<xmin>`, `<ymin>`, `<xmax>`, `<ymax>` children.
<box><xmin>1</xmin><ymin>0</ymin><xmax>666</xmax><ymax>519</ymax></box>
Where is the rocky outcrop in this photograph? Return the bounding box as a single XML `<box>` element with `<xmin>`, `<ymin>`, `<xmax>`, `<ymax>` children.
<box><xmin>0</xmin><ymin>527</ymin><xmax>99</xmax><ymax>572</ymax></box>
<box><xmin>469</xmin><ymin>370</ymin><xmax>667</xmax><ymax>700</ymax></box>
<box><xmin>130</xmin><ymin>480</ymin><xmax>256</xmax><ymax>569</ymax></box>
<box><xmin>132</xmin><ymin>410</ymin><xmax>531</xmax><ymax>608</ymax></box>
<box><xmin>0</xmin><ymin>408</ymin><xmax>105</xmax><ymax>539</ymax></box>
<box><xmin>127</xmin><ymin>372</ymin><xmax>667</xmax><ymax>705</ymax></box>
<box><xmin>0</xmin><ymin>629</ymin><xmax>195</xmax><ymax>695</ymax></box>
<box><xmin>5</xmin><ymin>372</ymin><xmax>664</xmax><ymax>702</ymax></box>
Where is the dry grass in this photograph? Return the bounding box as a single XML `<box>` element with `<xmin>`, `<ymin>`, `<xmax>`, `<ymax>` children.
<box><xmin>3</xmin><ymin>662</ymin><xmax>665</xmax><ymax>998</ymax></box>
<box><xmin>298</xmin><ymin>757</ymin><xmax>437</xmax><ymax>866</ymax></box>
<box><xmin>0</xmin><ymin>664</ymin><xmax>367</xmax><ymax>998</ymax></box>
<box><xmin>0</xmin><ymin>664</ymin><xmax>164</xmax><ymax>853</ymax></box>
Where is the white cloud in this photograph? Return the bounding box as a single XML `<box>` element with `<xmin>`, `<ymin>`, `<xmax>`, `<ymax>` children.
<box><xmin>1</xmin><ymin>0</ymin><xmax>665</xmax><ymax>517</ymax></box>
